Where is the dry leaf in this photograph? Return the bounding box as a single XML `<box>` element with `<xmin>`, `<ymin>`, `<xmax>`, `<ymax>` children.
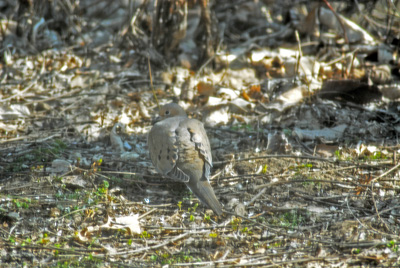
<box><xmin>197</xmin><ymin>81</ymin><xmax>215</xmax><ymax>96</ymax></box>
<box><xmin>315</xmin><ymin>144</ymin><xmax>339</xmax><ymax>158</ymax></box>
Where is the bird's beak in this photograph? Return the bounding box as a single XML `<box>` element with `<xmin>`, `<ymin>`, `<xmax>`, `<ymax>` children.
<box><xmin>151</xmin><ymin>116</ymin><xmax>162</xmax><ymax>125</ymax></box>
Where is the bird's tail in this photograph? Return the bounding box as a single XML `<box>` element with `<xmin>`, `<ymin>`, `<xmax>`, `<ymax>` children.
<box><xmin>187</xmin><ymin>180</ymin><xmax>223</xmax><ymax>216</ymax></box>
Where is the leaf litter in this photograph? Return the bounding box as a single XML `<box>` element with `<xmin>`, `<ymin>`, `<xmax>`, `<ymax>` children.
<box><xmin>0</xmin><ymin>0</ymin><xmax>400</xmax><ymax>267</ymax></box>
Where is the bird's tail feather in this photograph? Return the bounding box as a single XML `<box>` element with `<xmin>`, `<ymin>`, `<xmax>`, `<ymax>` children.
<box><xmin>187</xmin><ymin>180</ymin><xmax>222</xmax><ymax>216</ymax></box>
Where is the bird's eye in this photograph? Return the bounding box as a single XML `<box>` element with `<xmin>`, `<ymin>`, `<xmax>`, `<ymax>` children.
<box><xmin>165</xmin><ymin>110</ymin><xmax>170</xmax><ymax>115</ymax></box>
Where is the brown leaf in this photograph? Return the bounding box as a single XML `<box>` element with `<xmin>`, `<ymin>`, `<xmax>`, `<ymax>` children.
<box><xmin>245</xmin><ymin>84</ymin><xmax>265</xmax><ymax>101</ymax></box>
<box><xmin>197</xmin><ymin>81</ymin><xmax>215</xmax><ymax>96</ymax></box>
<box><xmin>241</xmin><ymin>90</ymin><xmax>250</xmax><ymax>101</ymax></box>
<box><xmin>315</xmin><ymin>144</ymin><xmax>339</xmax><ymax>158</ymax></box>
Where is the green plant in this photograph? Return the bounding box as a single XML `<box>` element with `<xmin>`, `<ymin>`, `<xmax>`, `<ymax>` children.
<box><xmin>366</xmin><ymin>151</ymin><xmax>387</xmax><ymax>160</ymax></box>
<box><xmin>253</xmin><ymin>242</ymin><xmax>259</xmax><ymax>249</ymax></box>
<box><xmin>32</xmin><ymin>139</ymin><xmax>67</xmax><ymax>162</ymax></box>
<box><xmin>335</xmin><ymin>150</ymin><xmax>342</xmax><ymax>160</ymax></box>
<box><xmin>83</xmin><ymin>254</ymin><xmax>103</xmax><ymax>266</ymax></box>
<box><xmin>188</xmin><ymin>203</ymin><xmax>198</xmax><ymax>213</ymax></box>
<box><xmin>209</xmin><ymin>232</ymin><xmax>218</xmax><ymax>238</ymax></box>
<box><xmin>94</xmin><ymin>180</ymin><xmax>109</xmax><ymax>197</ymax></box>
<box><xmin>283</xmin><ymin>129</ymin><xmax>291</xmax><ymax>136</ymax></box>
<box><xmin>140</xmin><ymin>231</ymin><xmax>152</xmax><ymax>239</ymax></box>
<box><xmin>231</xmin><ymin>217</ymin><xmax>241</xmax><ymax>231</ymax></box>
<box><xmin>280</xmin><ymin>210</ymin><xmax>305</xmax><ymax>229</ymax></box>
<box><xmin>84</xmin><ymin>159</ymin><xmax>103</xmax><ymax>178</ymax></box>
<box><xmin>386</xmin><ymin>240</ymin><xmax>398</xmax><ymax>252</ymax></box>
<box><xmin>188</xmin><ymin>203</ymin><xmax>198</xmax><ymax>222</ymax></box>
<box><xmin>9</xmin><ymin>236</ymin><xmax>16</xmax><ymax>244</ymax></box>
<box><xmin>12</xmin><ymin>197</ymin><xmax>31</xmax><ymax>209</ymax></box>
<box><xmin>262</xmin><ymin>164</ymin><xmax>268</xmax><ymax>174</ymax></box>
<box><xmin>289</xmin><ymin>163</ymin><xmax>313</xmax><ymax>171</ymax></box>
<box><xmin>54</xmin><ymin>243</ymin><xmax>61</xmax><ymax>257</ymax></box>
<box><xmin>268</xmin><ymin>241</ymin><xmax>283</xmax><ymax>249</ymax></box>
<box><xmin>240</xmin><ymin>226</ymin><xmax>252</xmax><ymax>235</ymax></box>
<box><xmin>152</xmin><ymin>250</ymin><xmax>198</xmax><ymax>265</ymax></box>
<box><xmin>39</xmin><ymin>232</ymin><xmax>50</xmax><ymax>245</ymax></box>
<box><xmin>6</xmin><ymin>139</ymin><xmax>68</xmax><ymax>172</ymax></box>
<box><xmin>21</xmin><ymin>237</ymin><xmax>32</xmax><ymax>246</ymax></box>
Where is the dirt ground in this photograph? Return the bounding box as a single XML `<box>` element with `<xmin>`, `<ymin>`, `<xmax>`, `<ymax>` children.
<box><xmin>0</xmin><ymin>0</ymin><xmax>400</xmax><ymax>267</ymax></box>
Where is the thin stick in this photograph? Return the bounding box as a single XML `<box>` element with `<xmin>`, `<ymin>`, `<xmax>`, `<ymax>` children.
<box><xmin>147</xmin><ymin>55</ymin><xmax>160</xmax><ymax>110</ymax></box>
<box><xmin>371</xmin><ymin>161</ymin><xmax>400</xmax><ymax>182</ymax></box>
<box><xmin>322</xmin><ymin>0</ymin><xmax>349</xmax><ymax>44</ymax></box>
<box><xmin>0</xmin><ymin>79</ymin><xmax>37</xmax><ymax>103</ymax></box>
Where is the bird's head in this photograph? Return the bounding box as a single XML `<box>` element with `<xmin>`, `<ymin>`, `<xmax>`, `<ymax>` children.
<box><xmin>153</xmin><ymin>103</ymin><xmax>187</xmax><ymax>124</ymax></box>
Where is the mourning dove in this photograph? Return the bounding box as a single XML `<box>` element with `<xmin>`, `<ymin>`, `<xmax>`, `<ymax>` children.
<box><xmin>148</xmin><ymin>103</ymin><xmax>222</xmax><ymax>216</ymax></box>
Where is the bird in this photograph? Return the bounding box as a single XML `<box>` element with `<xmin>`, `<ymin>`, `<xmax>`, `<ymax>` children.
<box><xmin>148</xmin><ymin>103</ymin><xmax>223</xmax><ymax>216</ymax></box>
